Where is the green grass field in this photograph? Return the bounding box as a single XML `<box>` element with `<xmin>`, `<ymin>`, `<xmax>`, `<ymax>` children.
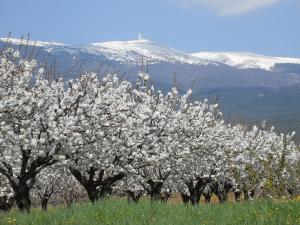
<box><xmin>1</xmin><ymin>199</ymin><xmax>300</xmax><ymax>225</ymax></box>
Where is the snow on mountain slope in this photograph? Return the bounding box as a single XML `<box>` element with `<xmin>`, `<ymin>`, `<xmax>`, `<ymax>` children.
<box><xmin>0</xmin><ymin>37</ymin><xmax>65</xmax><ymax>47</ymax></box>
<box><xmin>2</xmin><ymin>37</ymin><xmax>300</xmax><ymax>71</ymax></box>
<box><xmin>191</xmin><ymin>52</ymin><xmax>300</xmax><ymax>71</ymax></box>
<box><xmin>0</xmin><ymin>37</ymin><xmax>214</xmax><ymax>65</ymax></box>
<box><xmin>79</xmin><ymin>38</ymin><xmax>212</xmax><ymax>65</ymax></box>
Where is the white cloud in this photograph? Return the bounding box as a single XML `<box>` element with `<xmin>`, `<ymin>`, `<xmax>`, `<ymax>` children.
<box><xmin>172</xmin><ymin>0</ymin><xmax>281</xmax><ymax>15</ymax></box>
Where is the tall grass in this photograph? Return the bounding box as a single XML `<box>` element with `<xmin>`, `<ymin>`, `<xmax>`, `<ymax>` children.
<box><xmin>1</xmin><ymin>199</ymin><xmax>300</xmax><ymax>225</ymax></box>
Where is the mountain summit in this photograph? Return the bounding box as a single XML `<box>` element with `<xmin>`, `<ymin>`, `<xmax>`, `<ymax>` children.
<box><xmin>79</xmin><ymin>38</ymin><xmax>211</xmax><ymax>65</ymax></box>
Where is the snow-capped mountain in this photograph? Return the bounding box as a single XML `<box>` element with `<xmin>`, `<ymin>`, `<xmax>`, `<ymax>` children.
<box><xmin>191</xmin><ymin>51</ymin><xmax>300</xmax><ymax>71</ymax></box>
<box><xmin>2</xmin><ymin>37</ymin><xmax>300</xmax><ymax>71</ymax></box>
<box><xmin>1</xmin><ymin>36</ymin><xmax>300</xmax><ymax>90</ymax></box>
<box><xmin>0</xmin><ymin>37</ymin><xmax>65</xmax><ymax>47</ymax></box>
<box><xmin>0</xmin><ymin>37</ymin><xmax>212</xmax><ymax>65</ymax></box>
<box><xmin>80</xmin><ymin>38</ymin><xmax>212</xmax><ymax>65</ymax></box>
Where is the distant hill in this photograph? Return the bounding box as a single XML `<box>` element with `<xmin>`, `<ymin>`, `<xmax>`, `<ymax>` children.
<box><xmin>197</xmin><ymin>86</ymin><xmax>300</xmax><ymax>142</ymax></box>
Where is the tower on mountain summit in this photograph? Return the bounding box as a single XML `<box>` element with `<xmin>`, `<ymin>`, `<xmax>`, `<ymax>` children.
<box><xmin>138</xmin><ymin>33</ymin><xmax>143</xmax><ymax>40</ymax></box>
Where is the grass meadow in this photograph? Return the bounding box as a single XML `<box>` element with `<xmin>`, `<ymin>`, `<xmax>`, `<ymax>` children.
<box><xmin>1</xmin><ymin>198</ymin><xmax>300</xmax><ymax>225</ymax></box>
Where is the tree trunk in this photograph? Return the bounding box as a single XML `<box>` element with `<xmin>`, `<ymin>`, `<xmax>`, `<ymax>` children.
<box><xmin>185</xmin><ymin>179</ymin><xmax>205</xmax><ymax>206</ymax></box>
<box><xmin>69</xmin><ymin>166</ymin><xmax>125</xmax><ymax>203</ymax></box>
<box><xmin>202</xmin><ymin>186</ymin><xmax>212</xmax><ymax>204</ymax></box>
<box><xmin>146</xmin><ymin>180</ymin><xmax>164</xmax><ymax>202</ymax></box>
<box><xmin>204</xmin><ymin>194</ymin><xmax>211</xmax><ymax>203</ymax></box>
<box><xmin>234</xmin><ymin>189</ymin><xmax>242</xmax><ymax>202</ymax></box>
<box><xmin>217</xmin><ymin>192</ymin><xmax>227</xmax><ymax>204</ymax></box>
<box><xmin>215</xmin><ymin>185</ymin><xmax>227</xmax><ymax>204</ymax></box>
<box><xmin>86</xmin><ymin>185</ymin><xmax>100</xmax><ymax>203</ymax></box>
<box><xmin>161</xmin><ymin>191</ymin><xmax>172</xmax><ymax>203</ymax></box>
<box><xmin>126</xmin><ymin>190</ymin><xmax>143</xmax><ymax>203</ymax></box>
<box><xmin>41</xmin><ymin>198</ymin><xmax>49</xmax><ymax>211</ymax></box>
<box><xmin>180</xmin><ymin>192</ymin><xmax>190</xmax><ymax>204</ymax></box>
<box><xmin>190</xmin><ymin>191</ymin><xmax>201</xmax><ymax>205</ymax></box>
<box><xmin>150</xmin><ymin>192</ymin><xmax>162</xmax><ymax>201</ymax></box>
<box><xmin>14</xmin><ymin>187</ymin><xmax>31</xmax><ymax>213</ymax></box>
<box><xmin>85</xmin><ymin>182</ymin><xmax>113</xmax><ymax>203</ymax></box>
<box><xmin>0</xmin><ymin>196</ymin><xmax>14</xmax><ymax>211</ymax></box>
<box><xmin>84</xmin><ymin>182</ymin><xmax>114</xmax><ymax>203</ymax></box>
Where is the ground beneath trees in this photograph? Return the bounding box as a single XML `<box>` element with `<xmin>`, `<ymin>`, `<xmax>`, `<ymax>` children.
<box><xmin>1</xmin><ymin>199</ymin><xmax>300</xmax><ymax>225</ymax></box>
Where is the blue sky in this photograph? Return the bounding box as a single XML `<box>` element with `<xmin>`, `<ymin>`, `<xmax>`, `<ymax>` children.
<box><xmin>0</xmin><ymin>0</ymin><xmax>299</xmax><ymax>57</ymax></box>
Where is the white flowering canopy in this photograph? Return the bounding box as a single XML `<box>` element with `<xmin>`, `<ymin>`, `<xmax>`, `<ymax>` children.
<box><xmin>0</xmin><ymin>48</ymin><xmax>299</xmax><ymax>209</ymax></box>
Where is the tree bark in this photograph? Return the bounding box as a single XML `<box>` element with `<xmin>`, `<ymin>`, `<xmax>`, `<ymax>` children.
<box><xmin>69</xmin><ymin>166</ymin><xmax>125</xmax><ymax>203</ymax></box>
<box><xmin>180</xmin><ymin>192</ymin><xmax>190</xmax><ymax>204</ymax></box>
<box><xmin>202</xmin><ymin>186</ymin><xmax>212</xmax><ymax>204</ymax></box>
<box><xmin>41</xmin><ymin>198</ymin><xmax>49</xmax><ymax>211</ymax></box>
<box><xmin>145</xmin><ymin>180</ymin><xmax>164</xmax><ymax>202</ymax></box>
<box><xmin>14</xmin><ymin>185</ymin><xmax>31</xmax><ymax>213</ymax></box>
<box><xmin>126</xmin><ymin>190</ymin><xmax>143</xmax><ymax>203</ymax></box>
<box><xmin>234</xmin><ymin>189</ymin><xmax>242</xmax><ymax>202</ymax></box>
<box><xmin>86</xmin><ymin>185</ymin><xmax>100</xmax><ymax>203</ymax></box>
<box><xmin>185</xmin><ymin>178</ymin><xmax>208</xmax><ymax>205</ymax></box>
<box><xmin>0</xmin><ymin>195</ymin><xmax>14</xmax><ymax>211</ymax></box>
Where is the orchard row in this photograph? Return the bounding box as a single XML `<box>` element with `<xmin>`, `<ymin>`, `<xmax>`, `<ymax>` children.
<box><xmin>0</xmin><ymin>48</ymin><xmax>299</xmax><ymax>212</ymax></box>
